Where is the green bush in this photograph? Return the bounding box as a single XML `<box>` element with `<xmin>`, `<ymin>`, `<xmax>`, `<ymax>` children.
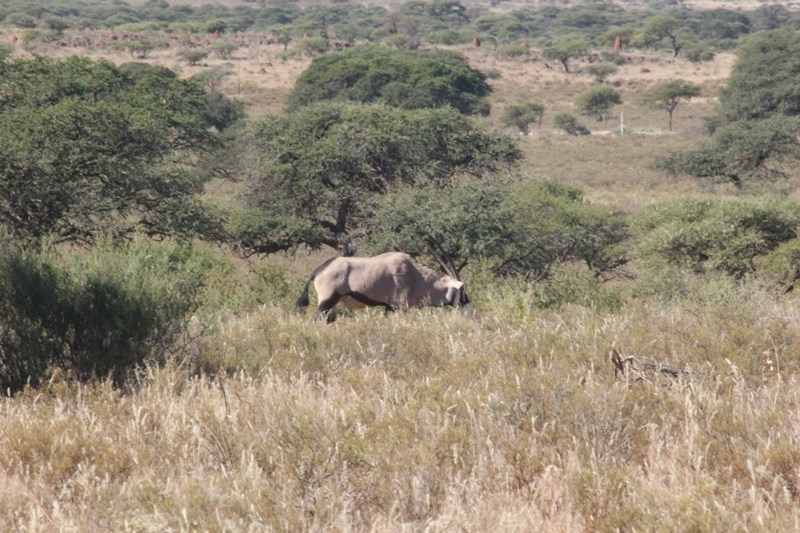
<box><xmin>502</xmin><ymin>180</ymin><xmax>629</xmax><ymax>279</ymax></box>
<box><xmin>632</xmin><ymin>196</ymin><xmax>800</xmax><ymax>278</ymax></box>
<box><xmin>288</xmin><ymin>45</ymin><xmax>492</xmax><ymax>116</ymax></box>
<box><xmin>0</xmin><ymin>240</ymin><xmax>213</xmax><ymax>392</ymax></box>
<box><xmin>683</xmin><ymin>45</ymin><xmax>715</xmax><ymax>63</ymax></box>
<box><xmin>531</xmin><ymin>265</ymin><xmax>624</xmax><ymax>311</ymax></box>
<box><xmin>554</xmin><ymin>112</ymin><xmax>590</xmax><ymax>135</ymax></box>
<box><xmin>177</xmin><ymin>48</ymin><xmax>209</xmax><ymax>66</ymax></box>
<box><xmin>497</xmin><ymin>42</ymin><xmax>530</xmax><ymax>58</ymax></box>
<box><xmin>427</xmin><ymin>29</ymin><xmax>470</xmax><ymax>45</ymax></box>
<box><xmin>366</xmin><ymin>179</ymin><xmax>628</xmax><ymax>281</ymax></box>
<box><xmin>501</xmin><ymin>102</ymin><xmax>544</xmax><ymax>134</ymax></box>
<box><xmin>754</xmin><ymin>239</ymin><xmax>800</xmax><ymax>291</ymax></box>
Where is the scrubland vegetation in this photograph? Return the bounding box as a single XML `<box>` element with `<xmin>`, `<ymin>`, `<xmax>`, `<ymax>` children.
<box><xmin>3</xmin><ymin>0</ymin><xmax>800</xmax><ymax>530</ymax></box>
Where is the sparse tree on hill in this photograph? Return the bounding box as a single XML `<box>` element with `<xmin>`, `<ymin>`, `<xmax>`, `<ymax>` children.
<box><xmin>575</xmin><ymin>85</ymin><xmax>621</xmax><ymax>122</ymax></box>
<box><xmin>647</xmin><ymin>80</ymin><xmax>701</xmax><ymax>131</ymax></box>
<box><xmin>178</xmin><ymin>48</ymin><xmax>209</xmax><ymax>66</ymax></box>
<box><xmin>586</xmin><ymin>63</ymin><xmax>618</xmax><ymax>83</ymax></box>
<box><xmin>634</xmin><ymin>15</ymin><xmax>686</xmax><ymax>56</ymax></box>
<box><xmin>542</xmin><ymin>33</ymin><xmax>589</xmax><ymax>73</ymax></box>
<box><xmin>554</xmin><ymin>113</ymin><xmax>590</xmax><ymax>136</ymax></box>
<box><xmin>211</xmin><ymin>40</ymin><xmax>238</xmax><ymax>60</ymax></box>
<box><xmin>501</xmin><ymin>102</ymin><xmax>544</xmax><ymax>134</ymax></box>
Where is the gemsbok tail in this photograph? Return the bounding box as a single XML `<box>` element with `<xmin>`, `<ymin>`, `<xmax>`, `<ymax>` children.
<box><xmin>294</xmin><ymin>257</ymin><xmax>337</xmax><ymax>313</ymax></box>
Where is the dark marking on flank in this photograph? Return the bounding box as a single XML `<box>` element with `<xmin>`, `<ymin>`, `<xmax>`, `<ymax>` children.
<box><xmin>346</xmin><ymin>292</ymin><xmax>394</xmax><ymax>313</ymax></box>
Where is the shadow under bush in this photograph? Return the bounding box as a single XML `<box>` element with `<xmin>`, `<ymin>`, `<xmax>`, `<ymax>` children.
<box><xmin>0</xmin><ymin>240</ymin><xmax>210</xmax><ymax>393</ymax></box>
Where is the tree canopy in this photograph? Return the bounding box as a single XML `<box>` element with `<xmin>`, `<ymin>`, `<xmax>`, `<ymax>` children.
<box><xmin>646</xmin><ymin>80</ymin><xmax>701</xmax><ymax>131</ymax></box>
<box><xmin>366</xmin><ymin>179</ymin><xmax>628</xmax><ymax>280</ymax></box>
<box><xmin>501</xmin><ymin>102</ymin><xmax>545</xmax><ymax>135</ymax></box>
<box><xmin>542</xmin><ymin>33</ymin><xmax>589</xmax><ymax>73</ymax></box>
<box><xmin>575</xmin><ymin>85</ymin><xmax>621</xmax><ymax>122</ymax></box>
<box><xmin>0</xmin><ymin>57</ymin><xmax>240</xmax><ymax>244</ymax></box>
<box><xmin>717</xmin><ymin>29</ymin><xmax>800</xmax><ymax>123</ymax></box>
<box><xmin>657</xmin><ymin>30</ymin><xmax>800</xmax><ymax>188</ymax></box>
<box><xmin>287</xmin><ymin>45</ymin><xmax>492</xmax><ymax>115</ymax></box>
<box><xmin>233</xmin><ymin>101</ymin><xmax>521</xmax><ymax>255</ymax></box>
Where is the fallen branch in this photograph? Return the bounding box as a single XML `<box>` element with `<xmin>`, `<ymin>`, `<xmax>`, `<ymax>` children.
<box><xmin>610</xmin><ymin>348</ymin><xmax>691</xmax><ymax>383</ymax></box>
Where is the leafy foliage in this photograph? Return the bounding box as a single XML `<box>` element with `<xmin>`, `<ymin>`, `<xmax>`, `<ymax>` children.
<box><xmin>366</xmin><ymin>179</ymin><xmax>628</xmax><ymax>280</ymax></box>
<box><xmin>656</xmin><ymin>116</ymin><xmax>800</xmax><ymax>188</ymax></box>
<box><xmin>234</xmin><ymin>102</ymin><xmax>521</xmax><ymax>255</ymax></box>
<box><xmin>658</xmin><ymin>30</ymin><xmax>800</xmax><ymax>188</ymax></box>
<box><xmin>542</xmin><ymin>33</ymin><xmax>589</xmax><ymax>73</ymax></box>
<box><xmin>365</xmin><ymin>180</ymin><xmax>515</xmax><ymax>277</ymax></box>
<box><xmin>575</xmin><ymin>85</ymin><xmax>621</xmax><ymax>122</ymax></box>
<box><xmin>288</xmin><ymin>45</ymin><xmax>491</xmax><ymax>115</ymax></box>
<box><xmin>717</xmin><ymin>29</ymin><xmax>800</xmax><ymax>123</ymax></box>
<box><xmin>646</xmin><ymin>80</ymin><xmax>701</xmax><ymax>131</ymax></box>
<box><xmin>0</xmin><ymin>57</ymin><xmax>236</xmax><ymax>244</ymax></box>
<box><xmin>498</xmin><ymin>180</ymin><xmax>628</xmax><ymax>279</ymax></box>
<box><xmin>501</xmin><ymin>102</ymin><xmax>545</xmax><ymax>134</ymax></box>
<box><xmin>631</xmin><ymin>196</ymin><xmax>800</xmax><ymax>277</ymax></box>
<box><xmin>632</xmin><ymin>15</ymin><xmax>687</xmax><ymax>56</ymax></box>
<box><xmin>0</xmin><ymin>240</ymin><xmax>213</xmax><ymax>392</ymax></box>
<box><xmin>585</xmin><ymin>63</ymin><xmax>618</xmax><ymax>83</ymax></box>
<box><xmin>554</xmin><ymin>112</ymin><xmax>590</xmax><ymax>136</ymax></box>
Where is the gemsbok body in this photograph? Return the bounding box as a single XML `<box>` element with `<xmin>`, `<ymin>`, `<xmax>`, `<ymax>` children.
<box><xmin>295</xmin><ymin>252</ymin><xmax>469</xmax><ymax>323</ymax></box>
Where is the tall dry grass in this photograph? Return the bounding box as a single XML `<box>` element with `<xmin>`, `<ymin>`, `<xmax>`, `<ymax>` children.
<box><xmin>3</xmin><ymin>279</ymin><xmax>800</xmax><ymax>530</ymax></box>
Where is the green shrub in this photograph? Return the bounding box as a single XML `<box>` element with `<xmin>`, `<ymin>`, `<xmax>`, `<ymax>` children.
<box><xmin>531</xmin><ymin>265</ymin><xmax>624</xmax><ymax>311</ymax></box>
<box><xmin>554</xmin><ymin>112</ymin><xmax>590</xmax><ymax>135</ymax></box>
<box><xmin>497</xmin><ymin>42</ymin><xmax>530</xmax><ymax>58</ymax></box>
<box><xmin>279</xmin><ymin>35</ymin><xmax>329</xmax><ymax>60</ymax></box>
<box><xmin>501</xmin><ymin>102</ymin><xmax>544</xmax><ymax>134</ymax></box>
<box><xmin>632</xmin><ymin>196</ymin><xmax>800</xmax><ymax>278</ymax></box>
<box><xmin>683</xmin><ymin>45</ymin><xmax>715</xmax><ymax>63</ymax></box>
<box><xmin>427</xmin><ymin>29</ymin><xmax>470</xmax><ymax>45</ymax></box>
<box><xmin>288</xmin><ymin>45</ymin><xmax>492</xmax><ymax>116</ymax></box>
<box><xmin>177</xmin><ymin>48</ymin><xmax>209</xmax><ymax>66</ymax></box>
<box><xmin>754</xmin><ymin>239</ymin><xmax>800</xmax><ymax>291</ymax></box>
<box><xmin>0</xmin><ymin>240</ymin><xmax>212</xmax><ymax>392</ymax></box>
<box><xmin>585</xmin><ymin>63</ymin><xmax>618</xmax><ymax>83</ymax></box>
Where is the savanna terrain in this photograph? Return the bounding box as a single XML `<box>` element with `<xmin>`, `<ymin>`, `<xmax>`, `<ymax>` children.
<box><xmin>2</xmin><ymin>1</ymin><xmax>800</xmax><ymax>531</ymax></box>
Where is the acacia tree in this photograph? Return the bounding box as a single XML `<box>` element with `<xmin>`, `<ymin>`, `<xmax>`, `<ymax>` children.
<box><xmin>646</xmin><ymin>80</ymin><xmax>701</xmax><ymax>131</ymax></box>
<box><xmin>0</xmin><ymin>57</ymin><xmax>239</xmax><ymax>244</ymax></box>
<box><xmin>586</xmin><ymin>63</ymin><xmax>618</xmax><ymax>83</ymax></box>
<box><xmin>716</xmin><ymin>29</ymin><xmax>800</xmax><ymax>123</ymax></box>
<box><xmin>233</xmin><ymin>102</ymin><xmax>521</xmax><ymax>256</ymax></box>
<box><xmin>366</xmin><ymin>180</ymin><xmax>628</xmax><ymax>280</ymax></box>
<box><xmin>542</xmin><ymin>34</ymin><xmax>589</xmax><ymax>73</ymax></box>
<box><xmin>656</xmin><ymin>116</ymin><xmax>800</xmax><ymax>188</ymax></box>
<box><xmin>501</xmin><ymin>102</ymin><xmax>544</xmax><ymax>134</ymax></box>
<box><xmin>657</xmin><ymin>30</ymin><xmax>800</xmax><ymax>188</ymax></box>
<box><xmin>575</xmin><ymin>85</ymin><xmax>621</xmax><ymax>122</ymax></box>
<box><xmin>288</xmin><ymin>45</ymin><xmax>492</xmax><ymax>115</ymax></box>
<box><xmin>633</xmin><ymin>15</ymin><xmax>686</xmax><ymax>56</ymax></box>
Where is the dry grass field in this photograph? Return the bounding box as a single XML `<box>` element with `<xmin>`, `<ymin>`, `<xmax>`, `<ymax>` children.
<box><xmin>3</xmin><ymin>14</ymin><xmax>800</xmax><ymax>532</ymax></box>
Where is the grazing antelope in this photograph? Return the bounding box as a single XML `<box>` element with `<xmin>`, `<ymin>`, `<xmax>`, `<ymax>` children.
<box><xmin>295</xmin><ymin>252</ymin><xmax>469</xmax><ymax>323</ymax></box>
